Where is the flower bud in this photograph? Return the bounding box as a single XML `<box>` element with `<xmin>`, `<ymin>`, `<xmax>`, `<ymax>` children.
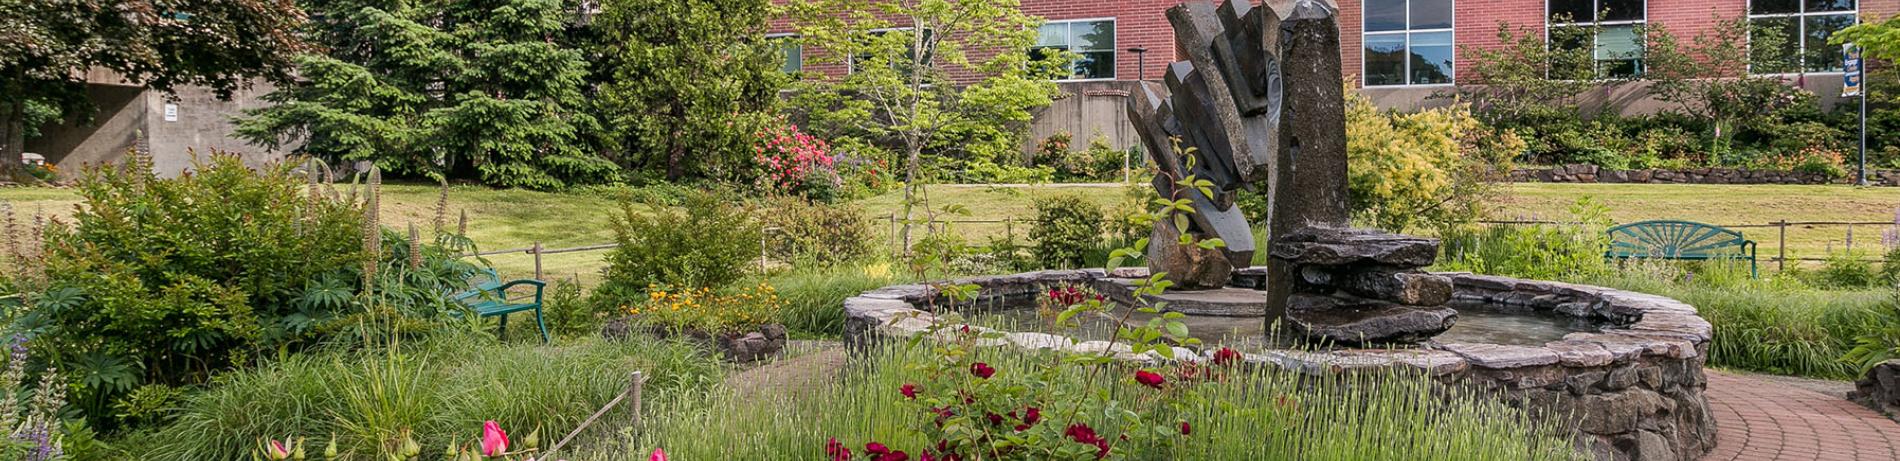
<box><xmin>323</xmin><ymin>437</ymin><xmax>338</xmax><ymax>459</ymax></box>
<box><xmin>399</xmin><ymin>433</ymin><xmax>421</xmax><ymax>457</ymax></box>
<box><xmin>523</xmin><ymin>428</ymin><xmax>540</xmax><ymax>450</ymax></box>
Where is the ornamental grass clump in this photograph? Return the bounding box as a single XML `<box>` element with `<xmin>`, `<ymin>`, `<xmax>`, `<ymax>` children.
<box><xmin>616</xmin><ymin>339</ymin><xmax>1581</xmax><ymax>460</ymax></box>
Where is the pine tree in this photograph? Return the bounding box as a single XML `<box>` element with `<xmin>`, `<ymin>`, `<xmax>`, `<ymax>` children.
<box><xmin>595</xmin><ymin>0</ymin><xmax>788</xmax><ymax>181</ymax></box>
<box><xmin>240</xmin><ymin>0</ymin><xmax>619</xmax><ymax>189</ymax></box>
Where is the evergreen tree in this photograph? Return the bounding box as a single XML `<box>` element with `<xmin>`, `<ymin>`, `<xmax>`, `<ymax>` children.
<box><xmin>240</xmin><ymin>0</ymin><xmax>619</xmax><ymax>189</ymax></box>
<box><xmin>595</xmin><ymin>0</ymin><xmax>787</xmax><ymax>181</ymax></box>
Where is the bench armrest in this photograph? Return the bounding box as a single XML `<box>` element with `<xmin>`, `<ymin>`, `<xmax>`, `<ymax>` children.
<box><xmin>497</xmin><ymin>279</ymin><xmax>547</xmax><ymax>306</ymax></box>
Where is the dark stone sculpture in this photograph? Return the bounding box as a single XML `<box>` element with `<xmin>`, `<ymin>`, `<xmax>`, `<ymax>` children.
<box><xmin>1127</xmin><ymin>0</ymin><xmax>1454</xmax><ymax>343</ymax></box>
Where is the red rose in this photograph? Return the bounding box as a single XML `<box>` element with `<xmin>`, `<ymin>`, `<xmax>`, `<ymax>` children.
<box><xmin>1212</xmin><ymin>347</ymin><xmax>1243</xmax><ymax>366</ymax></box>
<box><xmin>985</xmin><ymin>412</ymin><xmax>1004</xmax><ymax>426</ymax></box>
<box><xmin>1180</xmin><ymin>421</ymin><xmax>1192</xmax><ymax>435</ymax></box>
<box><xmin>878</xmin><ymin>451</ymin><xmax>910</xmax><ymax>461</ymax></box>
<box><xmin>1023</xmin><ymin>407</ymin><xmax>1041</xmax><ymax>425</ymax></box>
<box><xmin>901</xmin><ymin>383</ymin><xmax>918</xmax><ymax>399</ymax></box>
<box><xmin>825</xmin><ymin>437</ymin><xmax>851</xmax><ymax>461</ymax></box>
<box><xmin>1135</xmin><ymin>370</ymin><xmax>1166</xmax><ymax>389</ymax></box>
<box><xmin>971</xmin><ymin>362</ymin><xmax>995</xmax><ymax>379</ymax></box>
<box><xmin>866</xmin><ymin>442</ymin><xmax>890</xmax><ymax>455</ymax></box>
<box><xmin>1064</xmin><ymin>423</ymin><xmax>1110</xmax><ymax>459</ymax></box>
<box><xmin>1064</xmin><ymin>423</ymin><xmax>1101</xmax><ymax>444</ymax></box>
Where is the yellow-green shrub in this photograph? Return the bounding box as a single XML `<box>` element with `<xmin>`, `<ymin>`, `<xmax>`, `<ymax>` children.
<box><xmin>1345</xmin><ymin>91</ymin><xmax>1520</xmax><ymax>233</ymax></box>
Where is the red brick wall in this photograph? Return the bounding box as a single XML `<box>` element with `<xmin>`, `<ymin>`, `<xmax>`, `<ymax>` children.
<box><xmin>768</xmin><ymin>0</ymin><xmax>1178</xmax><ymax>84</ymax></box>
<box><xmin>1021</xmin><ymin>0</ymin><xmax>1179</xmax><ymax>82</ymax></box>
<box><xmin>770</xmin><ymin>0</ymin><xmax>1900</xmax><ymax>85</ymax></box>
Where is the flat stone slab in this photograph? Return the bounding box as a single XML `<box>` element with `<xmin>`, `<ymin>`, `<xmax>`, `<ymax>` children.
<box><xmin>1286</xmin><ymin>295</ymin><xmax>1457</xmax><ymax>345</ymax></box>
<box><xmin>1101</xmin><ymin>279</ymin><xmax>1267</xmax><ymax>317</ymax></box>
<box><xmin>1269</xmin><ymin>226</ymin><xmax>1440</xmax><ymax>267</ymax></box>
<box><xmin>1439</xmin><ymin>343</ymin><xmax>1560</xmax><ymax>369</ymax></box>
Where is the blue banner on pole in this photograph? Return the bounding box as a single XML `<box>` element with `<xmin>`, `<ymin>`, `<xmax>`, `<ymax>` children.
<box><xmin>1844</xmin><ymin>44</ymin><xmax>1863</xmax><ymax>97</ymax></box>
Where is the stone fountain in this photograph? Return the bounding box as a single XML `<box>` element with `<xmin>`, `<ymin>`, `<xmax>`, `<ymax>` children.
<box><xmin>1123</xmin><ymin>0</ymin><xmax>1455</xmax><ymax>346</ymax></box>
<box><xmin>842</xmin><ymin>1</ymin><xmax>1716</xmax><ymax>459</ymax></box>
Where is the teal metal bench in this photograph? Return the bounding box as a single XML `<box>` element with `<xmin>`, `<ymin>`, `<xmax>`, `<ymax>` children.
<box><xmin>1605</xmin><ymin>220</ymin><xmax>1758</xmax><ymax>278</ymax></box>
<box><xmin>450</xmin><ymin>268</ymin><xmax>550</xmax><ymax>343</ymax></box>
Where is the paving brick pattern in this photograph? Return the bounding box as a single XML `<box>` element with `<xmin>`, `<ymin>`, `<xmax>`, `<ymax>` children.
<box><xmin>1704</xmin><ymin>370</ymin><xmax>1900</xmax><ymax>461</ymax></box>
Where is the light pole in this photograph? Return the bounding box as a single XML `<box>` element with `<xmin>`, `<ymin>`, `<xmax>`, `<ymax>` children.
<box><xmin>1127</xmin><ymin>47</ymin><xmax>1150</xmax><ymax>81</ymax></box>
<box><xmin>1124</xmin><ymin>47</ymin><xmax>1150</xmax><ymax>184</ymax></box>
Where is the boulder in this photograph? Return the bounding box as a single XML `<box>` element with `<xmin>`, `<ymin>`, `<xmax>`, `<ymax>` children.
<box><xmin>1146</xmin><ymin>221</ymin><xmax>1236</xmax><ymax>290</ymax></box>
<box><xmin>1850</xmin><ymin>359</ymin><xmax>1900</xmax><ymax>421</ymax></box>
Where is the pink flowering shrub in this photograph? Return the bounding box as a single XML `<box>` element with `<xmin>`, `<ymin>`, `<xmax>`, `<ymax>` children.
<box><xmin>755</xmin><ymin>121</ymin><xmax>842</xmax><ymax>201</ymax></box>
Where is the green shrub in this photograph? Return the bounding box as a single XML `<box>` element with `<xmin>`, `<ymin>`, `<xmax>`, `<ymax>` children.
<box><xmin>1438</xmin><ymin>198</ymin><xmax>1613</xmax><ymax>280</ymax></box>
<box><xmin>1029</xmin><ymin>195</ymin><xmax>1104</xmax><ymax>270</ymax></box>
<box><xmin>19</xmin><ymin>155</ymin><xmax>479</xmax><ymax>426</ymax></box>
<box><xmin>1345</xmin><ymin>90</ymin><xmax>1517</xmax><ymax>233</ymax></box>
<box><xmin>761</xmin><ymin>196</ymin><xmax>873</xmax><ymax>266</ymax></box>
<box><xmin>1804</xmin><ymin>252</ymin><xmax>1883</xmax><ymax>289</ymax></box>
<box><xmin>542</xmin><ymin>278</ymin><xmax>606</xmax><ymax>338</ymax></box>
<box><xmin>595</xmin><ymin>192</ymin><xmax>763</xmax><ymax>301</ymax></box>
<box><xmin>127</xmin><ymin>334</ymin><xmax>720</xmax><ymax>460</ymax></box>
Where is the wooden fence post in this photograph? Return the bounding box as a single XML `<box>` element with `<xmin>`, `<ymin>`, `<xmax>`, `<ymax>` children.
<box><xmin>629</xmin><ymin>371</ymin><xmax>647</xmax><ymax>432</ymax></box>
<box><xmin>531</xmin><ymin>242</ymin><xmax>544</xmax><ymax>280</ymax></box>
<box><xmin>1777</xmin><ymin>220</ymin><xmax>1788</xmax><ymax>272</ymax></box>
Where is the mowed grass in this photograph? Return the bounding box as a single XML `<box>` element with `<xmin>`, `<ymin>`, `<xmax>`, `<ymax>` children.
<box><xmin>1495</xmin><ymin>183</ymin><xmax>1900</xmax><ymax>263</ymax></box>
<box><xmin>6</xmin><ymin>181</ymin><xmax>1896</xmax><ymax>280</ymax></box>
<box><xmin>0</xmin><ymin>183</ymin><xmax>632</xmax><ymax>285</ymax></box>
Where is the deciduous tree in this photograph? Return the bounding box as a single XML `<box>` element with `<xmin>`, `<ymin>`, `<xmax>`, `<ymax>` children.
<box><xmin>785</xmin><ymin>0</ymin><xmax>1065</xmax><ymax>250</ymax></box>
<box><xmin>0</xmin><ymin>0</ymin><xmax>306</xmax><ymax>177</ymax></box>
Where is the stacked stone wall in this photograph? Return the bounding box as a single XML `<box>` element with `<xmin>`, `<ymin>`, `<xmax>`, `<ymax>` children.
<box><xmin>1510</xmin><ymin>164</ymin><xmax>1900</xmax><ymax>186</ymax></box>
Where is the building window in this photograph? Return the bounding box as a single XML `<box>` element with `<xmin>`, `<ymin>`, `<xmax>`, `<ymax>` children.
<box><xmin>1749</xmin><ymin>0</ymin><xmax>1857</xmax><ymax>73</ymax></box>
<box><xmin>768</xmin><ymin>34</ymin><xmax>802</xmax><ymax>73</ymax></box>
<box><xmin>849</xmin><ymin>28</ymin><xmax>933</xmax><ymax>75</ymax></box>
<box><xmin>1547</xmin><ymin>0</ymin><xmax>1646</xmax><ymax>79</ymax></box>
<box><xmin>1033</xmin><ymin>19</ymin><xmax>1116</xmax><ymax>80</ymax></box>
<box><xmin>1363</xmin><ymin>0</ymin><xmax>1454</xmax><ymax>86</ymax></box>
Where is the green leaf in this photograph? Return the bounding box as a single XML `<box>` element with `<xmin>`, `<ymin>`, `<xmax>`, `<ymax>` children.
<box><xmin>1166</xmin><ymin>321</ymin><xmax>1190</xmax><ymax>338</ymax></box>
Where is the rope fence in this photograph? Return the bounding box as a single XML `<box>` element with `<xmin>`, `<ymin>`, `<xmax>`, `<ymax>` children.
<box><xmin>465</xmin><ymin>217</ymin><xmax>1895</xmax><ymax>278</ymax></box>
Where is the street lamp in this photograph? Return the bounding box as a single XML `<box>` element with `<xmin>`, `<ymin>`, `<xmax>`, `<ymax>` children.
<box><xmin>1127</xmin><ymin>47</ymin><xmax>1150</xmax><ymax>82</ymax></box>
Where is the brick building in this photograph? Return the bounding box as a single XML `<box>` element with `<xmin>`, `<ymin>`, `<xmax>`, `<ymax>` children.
<box><xmin>768</xmin><ymin>0</ymin><xmax>1898</xmax><ymax>152</ymax></box>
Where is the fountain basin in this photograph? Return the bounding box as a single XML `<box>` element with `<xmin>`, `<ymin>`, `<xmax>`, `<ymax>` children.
<box><xmin>843</xmin><ymin>269</ymin><xmax>1714</xmax><ymax>461</ymax></box>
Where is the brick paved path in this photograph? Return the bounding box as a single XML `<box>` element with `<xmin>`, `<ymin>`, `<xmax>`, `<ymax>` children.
<box><xmin>1704</xmin><ymin>370</ymin><xmax>1900</xmax><ymax>460</ymax></box>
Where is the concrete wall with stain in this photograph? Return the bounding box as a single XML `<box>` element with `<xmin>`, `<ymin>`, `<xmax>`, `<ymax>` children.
<box><xmin>27</xmin><ymin>73</ymin><xmax>282</xmax><ymax>178</ymax></box>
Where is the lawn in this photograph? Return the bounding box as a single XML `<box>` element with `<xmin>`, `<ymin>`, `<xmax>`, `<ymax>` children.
<box><xmin>6</xmin><ymin>181</ymin><xmax>1896</xmax><ymax>282</ymax></box>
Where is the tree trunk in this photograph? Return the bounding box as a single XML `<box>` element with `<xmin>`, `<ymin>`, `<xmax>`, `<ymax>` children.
<box><xmin>0</xmin><ymin>102</ymin><xmax>24</xmax><ymax>180</ymax></box>
<box><xmin>898</xmin><ymin>141</ymin><xmax>921</xmax><ymax>255</ymax></box>
<box><xmin>663</xmin><ymin>102</ymin><xmax>688</xmax><ymax>181</ymax></box>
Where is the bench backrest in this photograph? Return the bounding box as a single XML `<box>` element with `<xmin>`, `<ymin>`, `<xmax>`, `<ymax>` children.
<box><xmin>451</xmin><ymin>268</ymin><xmax>505</xmax><ymax>304</ymax></box>
<box><xmin>1606</xmin><ymin>220</ymin><xmax>1748</xmax><ymax>258</ymax></box>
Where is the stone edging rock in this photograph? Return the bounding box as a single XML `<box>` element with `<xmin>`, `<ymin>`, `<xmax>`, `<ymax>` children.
<box><xmin>842</xmin><ymin>269</ymin><xmax>1714</xmax><ymax>461</ymax></box>
<box><xmin>1508</xmin><ymin>164</ymin><xmax>1899</xmax><ymax>186</ymax></box>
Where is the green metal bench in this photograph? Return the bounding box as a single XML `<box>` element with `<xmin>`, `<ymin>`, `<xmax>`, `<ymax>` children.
<box><xmin>450</xmin><ymin>268</ymin><xmax>550</xmax><ymax>343</ymax></box>
<box><xmin>1605</xmin><ymin>220</ymin><xmax>1758</xmax><ymax>278</ymax></box>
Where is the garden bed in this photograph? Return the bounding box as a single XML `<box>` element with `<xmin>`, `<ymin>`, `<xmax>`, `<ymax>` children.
<box><xmin>843</xmin><ymin>269</ymin><xmax>1715</xmax><ymax>461</ymax></box>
